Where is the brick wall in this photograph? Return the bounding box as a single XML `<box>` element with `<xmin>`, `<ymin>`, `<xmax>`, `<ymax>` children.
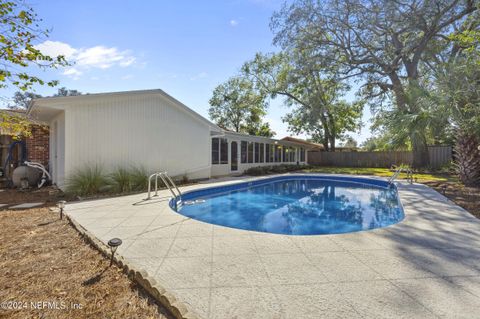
<box><xmin>24</xmin><ymin>125</ymin><xmax>49</xmax><ymax>166</ymax></box>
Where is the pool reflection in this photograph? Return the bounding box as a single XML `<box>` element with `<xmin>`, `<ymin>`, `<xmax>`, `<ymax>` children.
<box><xmin>178</xmin><ymin>179</ymin><xmax>404</xmax><ymax>235</ymax></box>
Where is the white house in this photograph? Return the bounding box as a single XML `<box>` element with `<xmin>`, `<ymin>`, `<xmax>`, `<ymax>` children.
<box><xmin>28</xmin><ymin>89</ymin><xmax>312</xmax><ymax>189</ymax></box>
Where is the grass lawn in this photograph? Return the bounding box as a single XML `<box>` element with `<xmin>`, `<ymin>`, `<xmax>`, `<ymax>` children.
<box><xmin>301</xmin><ymin>166</ymin><xmax>455</xmax><ymax>182</ymax></box>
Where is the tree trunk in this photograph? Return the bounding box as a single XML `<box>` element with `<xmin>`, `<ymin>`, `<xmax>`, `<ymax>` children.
<box><xmin>323</xmin><ymin>136</ymin><xmax>330</xmax><ymax>152</ymax></box>
<box><xmin>454</xmin><ymin>130</ymin><xmax>480</xmax><ymax>186</ymax></box>
<box><xmin>329</xmin><ymin>136</ymin><xmax>336</xmax><ymax>152</ymax></box>
<box><xmin>411</xmin><ymin>134</ymin><xmax>430</xmax><ymax>168</ymax></box>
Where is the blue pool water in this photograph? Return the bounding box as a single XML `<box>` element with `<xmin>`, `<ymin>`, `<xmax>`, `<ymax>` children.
<box><xmin>173</xmin><ymin>176</ymin><xmax>404</xmax><ymax>235</ymax></box>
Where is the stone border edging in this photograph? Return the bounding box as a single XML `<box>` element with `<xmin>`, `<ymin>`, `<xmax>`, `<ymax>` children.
<box><xmin>62</xmin><ymin>210</ymin><xmax>201</xmax><ymax>319</ymax></box>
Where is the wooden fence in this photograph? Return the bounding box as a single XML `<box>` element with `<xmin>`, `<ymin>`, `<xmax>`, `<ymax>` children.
<box><xmin>307</xmin><ymin>145</ymin><xmax>452</xmax><ymax>169</ymax></box>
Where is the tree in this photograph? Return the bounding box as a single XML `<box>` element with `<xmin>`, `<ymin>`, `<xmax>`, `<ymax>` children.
<box><xmin>0</xmin><ymin>110</ymin><xmax>35</xmax><ymax>138</ymax></box>
<box><xmin>242</xmin><ymin>52</ymin><xmax>363</xmax><ymax>151</ymax></box>
<box><xmin>0</xmin><ymin>0</ymin><xmax>68</xmax><ymax>91</ymax></box>
<box><xmin>209</xmin><ymin>76</ymin><xmax>274</xmax><ymax>137</ymax></box>
<box><xmin>1</xmin><ymin>87</ymin><xmax>82</xmax><ymax>138</ymax></box>
<box><xmin>271</xmin><ymin>0</ymin><xmax>478</xmax><ymax>167</ymax></box>
<box><xmin>435</xmin><ymin>29</ymin><xmax>480</xmax><ymax>185</ymax></box>
<box><xmin>342</xmin><ymin>136</ymin><xmax>358</xmax><ymax>149</ymax></box>
<box><xmin>7</xmin><ymin>87</ymin><xmax>82</xmax><ymax>109</ymax></box>
<box><xmin>283</xmin><ymin>99</ymin><xmax>363</xmax><ymax>149</ymax></box>
<box><xmin>54</xmin><ymin>87</ymin><xmax>82</xmax><ymax>97</ymax></box>
<box><xmin>361</xmin><ymin>136</ymin><xmax>388</xmax><ymax>151</ymax></box>
<box><xmin>371</xmin><ymin>82</ymin><xmax>448</xmax><ymax>151</ymax></box>
<box><xmin>8</xmin><ymin>91</ymin><xmax>41</xmax><ymax>109</ymax></box>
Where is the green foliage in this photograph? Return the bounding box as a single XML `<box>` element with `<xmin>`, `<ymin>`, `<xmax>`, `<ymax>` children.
<box><xmin>8</xmin><ymin>87</ymin><xmax>83</xmax><ymax>110</ymax></box>
<box><xmin>341</xmin><ymin>136</ymin><xmax>358</xmax><ymax>149</ymax></box>
<box><xmin>109</xmin><ymin>167</ymin><xmax>132</xmax><ymax>193</ymax></box>
<box><xmin>244</xmin><ymin>164</ymin><xmax>311</xmax><ymax>176</ymax></box>
<box><xmin>270</xmin><ymin>0</ymin><xmax>478</xmax><ymax>166</ymax></box>
<box><xmin>129</xmin><ymin>166</ymin><xmax>149</xmax><ymax>191</ymax></box>
<box><xmin>54</xmin><ymin>87</ymin><xmax>82</xmax><ymax>97</ymax></box>
<box><xmin>360</xmin><ymin>135</ymin><xmax>396</xmax><ymax>151</ymax></box>
<box><xmin>66</xmin><ymin>165</ymin><xmax>109</xmax><ymax>196</ymax></box>
<box><xmin>0</xmin><ymin>110</ymin><xmax>37</xmax><ymax>138</ymax></box>
<box><xmin>8</xmin><ymin>91</ymin><xmax>41</xmax><ymax>109</ymax></box>
<box><xmin>66</xmin><ymin>165</ymin><xmax>149</xmax><ymax>196</ymax></box>
<box><xmin>209</xmin><ymin>76</ymin><xmax>274</xmax><ymax>137</ymax></box>
<box><xmin>0</xmin><ymin>0</ymin><xmax>69</xmax><ymax>91</ymax></box>
<box><xmin>242</xmin><ymin>51</ymin><xmax>363</xmax><ymax>151</ymax></box>
<box><xmin>244</xmin><ymin>166</ymin><xmax>269</xmax><ymax>176</ymax></box>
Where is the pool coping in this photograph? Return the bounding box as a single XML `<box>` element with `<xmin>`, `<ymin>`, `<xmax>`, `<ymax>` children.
<box><xmin>64</xmin><ymin>173</ymin><xmax>480</xmax><ymax>319</ymax></box>
<box><xmin>65</xmin><ymin>211</ymin><xmax>201</xmax><ymax>319</ymax></box>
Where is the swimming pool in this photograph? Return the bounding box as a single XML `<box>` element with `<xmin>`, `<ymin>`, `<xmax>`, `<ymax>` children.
<box><xmin>172</xmin><ymin>175</ymin><xmax>404</xmax><ymax>235</ymax></box>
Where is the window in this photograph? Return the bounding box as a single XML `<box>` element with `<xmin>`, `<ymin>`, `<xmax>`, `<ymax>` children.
<box><xmin>259</xmin><ymin>143</ymin><xmax>264</xmax><ymax>163</ymax></box>
<box><xmin>300</xmin><ymin>148</ymin><xmax>305</xmax><ymax>162</ymax></box>
<box><xmin>265</xmin><ymin>144</ymin><xmax>270</xmax><ymax>163</ymax></box>
<box><xmin>275</xmin><ymin>146</ymin><xmax>282</xmax><ymax>162</ymax></box>
<box><xmin>254</xmin><ymin>142</ymin><xmax>260</xmax><ymax>163</ymax></box>
<box><xmin>270</xmin><ymin>145</ymin><xmax>275</xmax><ymax>162</ymax></box>
<box><xmin>211</xmin><ymin>138</ymin><xmax>219</xmax><ymax>164</ymax></box>
<box><xmin>283</xmin><ymin>147</ymin><xmax>287</xmax><ymax>162</ymax></box>
<box><xmin>248</xmin><ymin>142</ymin><xmax>254</xmax><ymax>163</ymax></box>
<box><xmin>220</xmin><ymin>138</ymin><xmax>228</xmax><ymax>164</ymax></box>
<box><xmin>212</xmin><ymin>138</ymin><xmax>228</xmax><ymax>165</ymax></box>
<box><xmin>289</xmin><ymin>147</ymin><xmax>295</xmax><ymax>162</ymax></box>
<box><xmin>241</xmin><ymin>141</ymin><xmax>247</xmax><ymax>163</ymax></box>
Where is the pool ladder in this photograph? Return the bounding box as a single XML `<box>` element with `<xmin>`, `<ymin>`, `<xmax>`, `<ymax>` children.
<box><xmin>388</xmin><ymin>166</ymin><xmax>414</xmax><ymax>185</ymax></box>
<box><xmin>147</xmin><ymin>171</ymin><xmax>182</xmax><ymax>206</ymax></box>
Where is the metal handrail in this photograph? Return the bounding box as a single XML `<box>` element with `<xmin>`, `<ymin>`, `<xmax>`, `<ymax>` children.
<box><xmin>163</xmin><ymin>173</ymin><xmax>182</xmax><ymax>198</ymax></box>
<box><xmin>388</xmin><ymin>166</ymin><xmax>414</xmax><ymax>185</ymax></box>
<box><xmin>146</xmin><ymin>171</ymin><xmax>182</xmax><ymax>201</ymax></box>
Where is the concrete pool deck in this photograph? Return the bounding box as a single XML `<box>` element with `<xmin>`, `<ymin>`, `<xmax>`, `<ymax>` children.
<box><xmin>65</xmin><ymin>174</ymin><xmax>480</xmax><ymax>319</ymax></box>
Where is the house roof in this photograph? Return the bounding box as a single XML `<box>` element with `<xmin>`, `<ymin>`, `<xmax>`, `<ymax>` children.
<box><xmin>281</xmin><ymin>137</ymin><xmax>324</xmax><ymax>150</ymax></box>
<box><xmin>0</xmin><ymin>108</ymin><xmax>46</xmax><ymax>135</ymax></box>
<box><xmin>0</xmin><ymin>108</ymin><xmax>45</xmax><ymax>124</ymax></box>
<box><xmin>27</xmin><ymin>89</ymin><xmax>223</xmax><ymax>132</ymax></box>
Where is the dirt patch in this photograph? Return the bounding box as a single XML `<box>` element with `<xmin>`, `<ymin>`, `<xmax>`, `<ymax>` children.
<box><xmin>0</xmin><ymin>186</ymin><xmax>63</xmax><ymax>208</ymax></box>
<box><xmin>0</xmin><ymin>207</ymin><xmax>173</xmax><ymax>319</ymax></box>
<box><xmin>423</xmin><ymin>181</ymin><xmax>480</xmax><ymax>219</ymax></box>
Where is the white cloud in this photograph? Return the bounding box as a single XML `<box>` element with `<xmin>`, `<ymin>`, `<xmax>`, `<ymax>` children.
<box><xmin>35</xmin><ymin>40</ymin><xmax>77</xmax><ymax>59</ymax></box>
<box><xmin>62</xmin><ymin>67</ymin><xmax>83</xmax><ymax>80</ymax></box>
<box><xmin>230</xmin><ymin>19</ymin><xmax>239</xmax><ymax>27</ymax></box>
<box><xmin>34</xmin><ymin>40</ymin><xmax>138</xmax><ymax>78</ymax></box>
<box><xmin>76</xmin><ymin>46</ymin><xmax>136</xmax><ymax>69</ymax></box>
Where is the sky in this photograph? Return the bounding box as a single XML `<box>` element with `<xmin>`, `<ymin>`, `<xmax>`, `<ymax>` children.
<box><xmin>2</xmin><ymin>0</ymin><xmax>372</xmax><ymax>143</ymax></box>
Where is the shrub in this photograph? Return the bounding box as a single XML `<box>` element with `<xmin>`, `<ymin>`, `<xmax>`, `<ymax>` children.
<box><xmin>66</xmin><ymin>165</ymin><xmax>109</xmax><ymax>196</ymax></box>
<box><xmin>244</xmin><ymin>164</ymin><xmax>306</xmax><ymax>176</ymax></box>
<box><xmin>129</xmin><ymin>166</ymin><xmax>149</xmax><ymax>191</ymax></box>
<box><xmin>245</xmin><ymin>166</ymin><xmax>268</xmax><ymax>176</ymax></box>
<box><xmin>67</xmin><ymin>165</ymin><xmax>150</xmax><ymax>196</ymax></box>
<box><xmin>110</xmin><ymin>167</ymin><xmax>132</xmax><ymax>193</ymax></box>
<box><xmin>110</xmin><ymin>166</ymin><xmax>149</xmax><ymax>193</ymax></box>
<box><xmin>272</xmin><ymin>165</ymin><xmax>288</xmax><ymax>173</ymax></box>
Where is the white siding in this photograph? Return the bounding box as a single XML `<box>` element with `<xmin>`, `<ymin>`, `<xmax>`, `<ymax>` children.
<box><xmin>55</xmin><ymin>93</ymin><xmax>211</xmax><ymax>187</ymax></box>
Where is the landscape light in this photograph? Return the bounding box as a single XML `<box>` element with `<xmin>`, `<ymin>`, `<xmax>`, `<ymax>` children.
<box><xmin>107</xmin><ymin>238</ymin><xmax>122</xmax><ymax>266</ymax></box>
<box><xmin>441</xmin><ymin>185</ymin><xmax>447</xmax><ymax>195</ymax></box>
<box><xmin>57</xmin><ymin>200</ymin><xmax>66</xmax><ymax>219</ymax></box>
